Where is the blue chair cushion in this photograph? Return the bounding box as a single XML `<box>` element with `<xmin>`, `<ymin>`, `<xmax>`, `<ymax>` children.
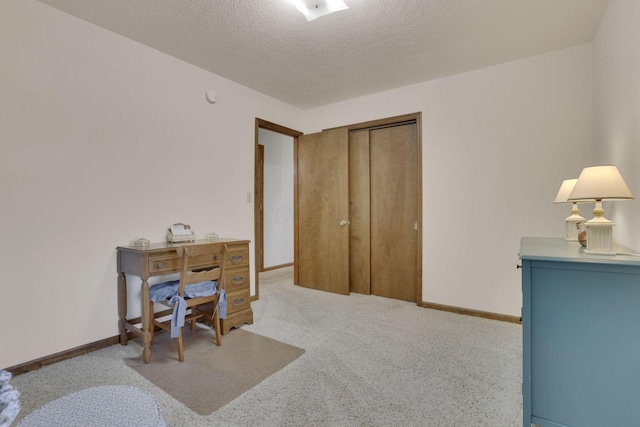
<box><xmin>149</xmin><ymin>280</ymin><xmax>227</xmax><ymax>338</ymax></box>
<box><xmin>149</xmin><ymin>280</ymin><xmax>218</xmax><ymax>302</ymax></box>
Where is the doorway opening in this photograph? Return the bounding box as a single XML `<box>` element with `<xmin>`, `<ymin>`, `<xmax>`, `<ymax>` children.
<box><xmin>254</xmin><ymin>119</ymin><xmax>302</xmax><ymax>300</ymax></box>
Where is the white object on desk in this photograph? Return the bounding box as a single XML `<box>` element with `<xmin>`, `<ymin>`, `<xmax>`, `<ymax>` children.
<box><xmin>167</xmin><ymin>223</ymin><xmax>196</xmax><ymax>243</ymax></box>
<box><xmin>131</xmin><ymin>238</ymin><xmax>151</xmax><ymax>249</ymax></box>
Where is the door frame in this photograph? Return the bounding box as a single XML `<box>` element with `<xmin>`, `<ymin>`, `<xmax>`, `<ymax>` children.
<box><xmin>256</xmin><ymin>143</ymin><xmax>264</xmax><ymax>273</ymax></box>
<box><xmin>254</xmin><ymin>118</ymin><xmax>302</xmax><ymax>300</ymax></box>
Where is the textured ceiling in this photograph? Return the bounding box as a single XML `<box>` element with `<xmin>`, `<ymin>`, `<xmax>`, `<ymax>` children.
<box><xmin>36</xmin><ymin>0</ymin><xmax>609</xmax><ymax>109</ymax></box>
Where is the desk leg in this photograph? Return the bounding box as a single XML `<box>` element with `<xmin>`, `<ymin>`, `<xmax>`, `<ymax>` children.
<box><xmin>118</xmin><ymin>272</ymin><xmax>128</xmax><ymax>345</ymax></box>
<box><xmin>141</xmin><ymin>279</ymin><xmax>152</xmax><ymax>363</ymax></box>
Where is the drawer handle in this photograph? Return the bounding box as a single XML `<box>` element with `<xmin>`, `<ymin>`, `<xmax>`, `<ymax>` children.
<box><xmin>232</xmin><ymin>298</ymin><xmax>245</xmax><ymax>306</ymax></box>
<box><xmin>231</xmin><ymin>276</ymin><xmax>245</xmax><ymax>285</ymax></box>
<box><xmin>214</xmin><ymin>254</ymin><xmax>221</xmax><ymax>261</ymax></box>
<box><xmin>230</xmin><ymin>255</ymin><xmax>244</xmax><ymax>264</ymax></box>
<box><xmin>156</xmin><ymin>261</ymin><xmax>164</xmax><ymax>268</ymax></box>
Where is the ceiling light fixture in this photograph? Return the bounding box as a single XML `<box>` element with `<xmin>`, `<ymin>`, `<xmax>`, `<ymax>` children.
<box><xmin>294</xmin><ymin>0</ymin><xmax>349</xmax><ymax>21</ymax></box>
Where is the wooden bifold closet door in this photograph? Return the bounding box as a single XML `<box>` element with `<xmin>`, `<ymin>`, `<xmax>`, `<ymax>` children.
<box><xmin>296</xmin><ymin>118</ymin><xmax>420</xmax><ymax>303</ymax></box>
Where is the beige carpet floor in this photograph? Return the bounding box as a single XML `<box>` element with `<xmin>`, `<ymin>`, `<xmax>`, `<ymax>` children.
<box><xmin>125</xmin><ymin>328</ymin><xmax>304</xmax><ymax>415</ymax></box>
<box><xmin>11</xmin><ymin>266</ymin><xmax>522</xmax><ymax>426</ymax></box>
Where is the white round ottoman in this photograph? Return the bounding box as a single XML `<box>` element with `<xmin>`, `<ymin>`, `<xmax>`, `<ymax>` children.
<box><xmin>17</xmin><ymin>385</ymin><xmax>166</xmax><ymax>427</ymax></box>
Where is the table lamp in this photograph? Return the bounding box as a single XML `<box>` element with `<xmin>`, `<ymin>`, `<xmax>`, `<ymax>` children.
<box><xmin>554</xmin><ymin>178</ymin><xmax>588</xmax><ymax>241</ymax></box>
<box><xmin>568</xmin><ymin>165</ymin><xmax>634</xmax><ymax>255</ymax></box>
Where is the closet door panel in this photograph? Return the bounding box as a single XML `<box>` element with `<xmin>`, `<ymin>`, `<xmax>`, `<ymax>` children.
<box><xmin>370</xmin><ymin>123</ymin><xmax>418</xmax><ymax>302</ymax></box>
<box><xmin>349</xmin><ymin>130</ymin><xmax>371</xmax><ymax>295</ymax></box>
<box><xmin>297</xmin><ymin>127</ymin><xmax>350</xmax><ymax>295</ymax></box>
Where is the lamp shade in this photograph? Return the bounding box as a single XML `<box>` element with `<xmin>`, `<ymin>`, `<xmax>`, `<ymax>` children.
<box><xmin>554</xmin><ymin>179</ymin><xmax>578</xmax><ymax>204</ymax></box>
<box><xmin>568</xmin><ymin>165</ymin><xmax>633</xmax><ymax>201</ymax></box>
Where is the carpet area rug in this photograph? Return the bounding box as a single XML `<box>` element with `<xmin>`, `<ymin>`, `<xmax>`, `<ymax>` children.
<box><xmin>125</xmin><ymin>328</ymin><xmax>305</xmax><ymax>415</ymax></box>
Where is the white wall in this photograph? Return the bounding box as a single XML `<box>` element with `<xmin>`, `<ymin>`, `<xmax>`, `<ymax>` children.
<box><xmin>1</xmin><ymin>0</ymin><xmax>597</xmax><ymax>369</ymax></box>
<box><xmin>301</xmin><ymin>44</ymin><xmax>594</xmax><ymax>317</ymax></box>
<box><xmin>258</xmin><ymin>129</ymin><xmax>294</xmax><ymax>268</ymax></box>
<box><xmin>593</xmin><ymin>0</ymin><xmax>640</xmax><ymax>252</ymax></box>
<box><xmin>0</xmin><ymin>0</ymin><xmax>303</xmax><ymax>368</ymax></box>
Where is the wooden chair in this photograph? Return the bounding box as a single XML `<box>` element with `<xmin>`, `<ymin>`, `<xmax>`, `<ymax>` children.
<box><xmin>148</xmin><ymin>245</ymin><xmax>226</xmax><ymax>362</ymax></box>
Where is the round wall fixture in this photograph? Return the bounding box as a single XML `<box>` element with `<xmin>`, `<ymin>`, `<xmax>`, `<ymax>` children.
<box><xmin>205</xmin><ymin>90</ymin><xmax>218</xmax><ymax>104</ymax></box>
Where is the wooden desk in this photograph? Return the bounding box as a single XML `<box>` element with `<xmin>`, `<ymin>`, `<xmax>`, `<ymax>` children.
<box><xmin>117</xmin><ymin>239</ymin><xmax>253</xmax><ymax>363</ymax></box>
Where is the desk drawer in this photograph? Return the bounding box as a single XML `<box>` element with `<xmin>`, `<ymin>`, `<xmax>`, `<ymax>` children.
<box><xmin>223</xmin><ymin>267</ymin><xmax>250</xmax><ymax>292</ymax></box>
<box><xmin>149</xmin><ymin>250</ymin><xmax>222</xmax><ymax>274</ymax></box>
<box><xmin>225</xmin><ymin>246</ymin><xmax>249</xmax><ymax>268</ymax></box>
<box><xmin>226</xmin><ymin>289</ymin><xmax>251</xmax><ymax>315</ymax></box>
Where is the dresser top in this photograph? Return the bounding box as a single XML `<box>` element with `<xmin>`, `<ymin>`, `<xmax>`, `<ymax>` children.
<box><xmin>520</xmin><ymin>237</ymin><xmax>640</xmax><ymax>265</ymax></box>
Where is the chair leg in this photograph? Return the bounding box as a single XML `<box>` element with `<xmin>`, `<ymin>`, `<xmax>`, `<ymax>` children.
<box><xmin>213</xmin><ymin>306</ymin><xmax>221</xmax><ymax>347</ymax></box>
<box><xmin>190</xmin><ymin>307</ymin><xmax>197</xmax><ymax>331</ymax></box>
<box><xmin>177</xmin><ymin>326</ymin><xmax>184</xmax><ymax>362</ymax></box>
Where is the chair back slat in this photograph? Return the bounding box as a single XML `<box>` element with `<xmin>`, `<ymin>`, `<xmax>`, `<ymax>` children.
<box><xmin>184</xmin><ymin>267</ymin><xmax>221</xmax><ymax>286</ymax></box>
<box><xmin>176</xmin><ymin>245</ymin><xmax>225</xmax><ymax>296</ymax></box>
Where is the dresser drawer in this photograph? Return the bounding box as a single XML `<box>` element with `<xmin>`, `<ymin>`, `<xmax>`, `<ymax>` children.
<box><xmin>225</xmin><ymin>288</ymin><xmax>251</xmax><ymax>315</ymax></box>
<box><xmin>223</xmin><ymin>267</ymin><xmax>250</xmax><ymax>292</ymax></box>
<box><xmin>224</xmin><ymin>245</ymin><xmax>249</xmax><ymax>268</ymax></box>
<box><xmin>148</xmin><ymin>249</ymin><xmax>222</xmax><ymax>274</ymax></box>
<box><xmin>148</xmin><ymin>254</ymin><xmax>180</xmax><ymax>274</ymax></box>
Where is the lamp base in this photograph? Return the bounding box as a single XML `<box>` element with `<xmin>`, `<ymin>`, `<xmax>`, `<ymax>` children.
<box><xmin>585</xmin><ymin>219</ymin><xmax>615</xmax><ymax>255</ymax></box>
<box><xmin>565</xmin><ymin>214</ymin><xmax>585</xmax><ymax>241</ymax></box>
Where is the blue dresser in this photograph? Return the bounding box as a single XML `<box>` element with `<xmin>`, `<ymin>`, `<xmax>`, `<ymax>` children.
<box><xmin>520</xmin><ymin>237</ymin><xmax>640</xmax><ymax>427</ymax></box>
